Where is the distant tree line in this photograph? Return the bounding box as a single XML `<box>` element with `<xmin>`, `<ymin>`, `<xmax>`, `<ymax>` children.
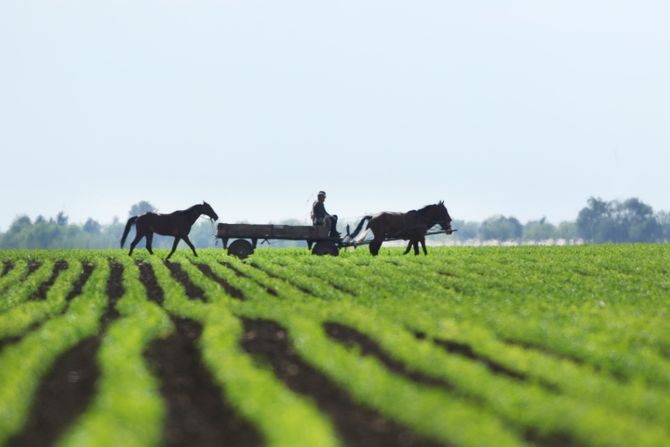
<box><xmin>446</xmin><ymin>197</ymin><xmax>669</xmax><ymax>243</ymax></box>
<box><xmin>0</xmin><ymin>202</ymin><xmax>220</xmax><ymax>250</ymax></box>
<box><xmin>0</xmin><ymin>197</ymin><xmax>668</xmax><ymax>249</ymax></box>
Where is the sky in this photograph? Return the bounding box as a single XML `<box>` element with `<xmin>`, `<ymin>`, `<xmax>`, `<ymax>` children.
<box><xmin>1</xmin><ymin>0</ymin><xmax>669</xmax><ymax>230</ymax></box>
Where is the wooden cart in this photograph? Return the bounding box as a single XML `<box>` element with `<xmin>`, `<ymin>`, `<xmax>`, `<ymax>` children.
<box><xmin>217</xmin><ymin>223</ymin><xmax>339</xmax><ymax>258</ymax></box>
<box><xmin>217</xmin><ymin>222</ymin><xmax>455</xmax><ymax>259</ymax></box>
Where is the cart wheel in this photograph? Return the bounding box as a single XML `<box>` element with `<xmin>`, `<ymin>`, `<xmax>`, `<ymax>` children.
<box><xmin>228</xmin><ymin>239</ymin><xmax>254</xmax><ymax>259</ymax></box>
<box><xmin>312</xmin><ymin>241</ymin><xmax>339</xmax><ymax>256</ymax></box>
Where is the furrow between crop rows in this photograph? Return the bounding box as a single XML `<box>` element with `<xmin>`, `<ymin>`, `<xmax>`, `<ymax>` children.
<box><xmin>0</xmin><ymin>258</ymin><xmax>109</xmax><ymax>446</ymax></box>
<box><xmin>274</xmin><ymin>253</ymin><xmax>670</xmax><ymax>427</ymax></box>
<box><xmin>146</xmin><ymin>316</ymin><xmax>262</xmax><ymax>447</ymax></box>
<box><xmin>147</xmin><ymin>255</ymin><xmax>339</xmax><ymax>447</ymax></box>
<box><xmin>241</xmin><ymin>317</ymin><xmax>444</xmax><ymax>447</ymax></box>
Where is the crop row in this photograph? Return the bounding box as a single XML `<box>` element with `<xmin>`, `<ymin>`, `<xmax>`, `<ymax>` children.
<box><xmin>0</xmin><ymin>246</ymin><xmax>669</xmax><ymax>447</ymax></box>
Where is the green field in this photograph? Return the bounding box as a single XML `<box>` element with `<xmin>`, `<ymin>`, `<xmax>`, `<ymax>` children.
<box><xmin>0</xmin><ymin>245</ymin><xmax>669</xmax><ymax>447</ymax></box>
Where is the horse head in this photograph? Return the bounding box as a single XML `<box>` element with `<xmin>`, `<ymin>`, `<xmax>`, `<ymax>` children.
<box><xmin>436</xmin><ymin>200</ymin><xmax>453</xmax><ymax>234</ymax></box>
<box><xmin>202</xmin><ymin>201</ymin><xmax>219</xmax><ymax>221</ymax></box>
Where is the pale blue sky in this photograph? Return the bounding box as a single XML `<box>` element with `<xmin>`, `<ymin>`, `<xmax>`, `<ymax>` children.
<box><xmin>1</xmin><ymin>0</ymin><xmax>668</xmax><ymax>230</ymax></box>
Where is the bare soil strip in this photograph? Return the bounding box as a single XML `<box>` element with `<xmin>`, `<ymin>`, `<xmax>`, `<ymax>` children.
<box><xmin>145</xmin><ymin>317</ymin><xmax>262</xmax><ymax>447</ymax></box>
<box><xmin>137</xmin><ymin>262</ymin><xmax>164</xmax><ymax>305</ymax></box>
<box><xmin>241</xmin><ymin>318</ymin><xmax>444</xmax><ymax>447</ymax></box>
<box><xmin>165</xmin><ymin>261</ymin><xmax>204</xmax><ymax>300</ymax></box>
<box><xmin>324</xmin><ymin>323</ymin><xmax>456</xmax><ymax>391</ymax></box>
<box><xmin>32</xmin><ymin>260</ymin><xmax>68</xmax><ymax>301</ymax></box>
<box><xmin>328</xmin><ymin>324</ymin><xmax>575</xmax><ymax>447</ymax></box>
<box><xmin>1</xmin><ymin>260</ymin><xmax>13</xmax><ymax>277</ymax></box>
<box><xmin>0</xmin><ymin>263</ymin><xmax>94</xmax><ymax>352</ymax></box>
<box><xmin>26</xmin><ymin>261</ymin><xmax>42</xmax><ymax>276</ymax></box>
<box><xmin>219</xmin><ymin>261</ymin><xmax>278</xmax><ymax>296</ymax></box>
<box><xmin>413</xmin><ymin>332</ymin><xmax>528</xmax><ymax>382</ymax></box>
<box><xmin>498</xmin><ymin>337</ymin><xmax>589</xmax><ymax>369</ymax></box>
<box><xmin>250</xmin><ymin>263</ymin><xmax>313</xmax><ymax>296</ymax></box>
<box><xmin>7</xmin><ymin>337</ymin><xmax>102</xmax><ymax>447</ymax></box>
<box><xmin>9</xmin><ymin>261</ymin><xmax>123</xmax><ymax>446</ymax></box>
<box><xmin>194</xmin><ymin>263</ymin><xmax>244</xmax><ymax>300</ymax></box>
<box><xmin>101</xmin><ymin>261</ymin><xmax>123</xmax><ymax>326</ymax></box>
<box><xmin>66</xmin><ymin>263</ymin><xmax>95</xmax><ymax>302</ymax></box>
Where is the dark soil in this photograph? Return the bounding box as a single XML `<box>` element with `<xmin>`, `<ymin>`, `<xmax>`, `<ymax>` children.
<box><xmin>219</xmin><ymin>260</ymin><xmax>245</xmax><ymax>277</ymax></box>
<box><xmin>329</xmin><ymin>325</ymin><xmax>575</xmax><ymax>447</ymax></box>
<box><xmin>6</xmin><ymin>337</ymin><xmax>101</xmax><ymax>447</ymax></box>
<box><xmin>241</xmin><ymin>318</ymin><xmax>445</xmax><ymax>447</ymax></box>
<box><xmin>250</xmin><ymin>262</ymin><xmax>356</xmax><ymax>297</ymax></box>
<box><xmin>1</xmin><ymin>260</ymin><xmax>13</xmax><ymax>276</ymax></box>
<box><xmin>137</xmin><ymin>262</ymin><xmax>164</xmax><ymax>305</ymax></box>
<box><xmin>324</xmin><ymin>323</ymin><xmax>456</xmax><ymax>391</ymax></box>
<box><xmin>145</xmin><ymin>317</ymin><xmax>261</xmax><ymax>447</ymax></box>
<box><xmin>26</xmin><ymin>261</ymin><xmax>42</xmax><ymax>276</ymax></box>
<box><xmin>7</xmin><ymin>260</ymin><xmax>127</xmax><ymax>446</ymax></box>
<box><xmin>165</xmin><ymin>261</ymin><xmax>204</xmax><ymax>300</ymax></box>
<box><xmin>498</xmin><ymin>337</ymin><xmax>588</xmax><ymax>368</ymax></box>
<box><xmin>250</xmin><ymin>263</ymin><xmax>313</xmax><ymax>296</ymax></box>
<box><xmin>31</xmin><ymin>261</ymin><xmax>68</xmax><ymax>301</ymax></box>
<box><xmin>194</xmin><ymin>263</ymin><xmax>244</xmax><ymax>300</ymax></box>
<box><xmin>0</xmin><ymin>263</ymin><xmax>94</xmax><ymax>352</ymax></box>
<box><xmin>413</xmin><ymin>332</ymin><xmax>527</xmax><ymax>382</ymax></box>
<box><xmin>66</xmin><ymin>263</ymin><xmax>95</xmax><ymax>302</ymax></box>
<box><xmin>219</xmin><ymin>261</ymin><xmax>278</xmax><ymax>297</ymax></box>
<box><xmin>101</xmin><ymin>261</ymin><xmax>123</xmax><ymax>326</ymax></box>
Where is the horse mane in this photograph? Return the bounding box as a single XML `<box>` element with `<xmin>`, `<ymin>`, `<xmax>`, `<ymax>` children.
<box><xmin>416</xmin><ymin>203</ymin><xmax>439</xmax><ymax>215</ymax></box>
<box><xmin>176</xmin><ymin>204</ymin><xmax>202</xmax><ymax>215</ymax></box>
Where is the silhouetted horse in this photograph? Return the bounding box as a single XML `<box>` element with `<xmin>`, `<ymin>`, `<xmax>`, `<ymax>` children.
<box><xmin>120</xmin><ymin>202</ymin><xmax>219</xmax><ymax>260</ymax></box>
<box><xmin>349</xmin><ymin>201</ymin><xmax>453</xmax><ymax>256</ymax></box>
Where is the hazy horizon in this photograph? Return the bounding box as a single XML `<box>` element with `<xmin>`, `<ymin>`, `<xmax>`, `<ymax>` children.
<box><xmin>2</xmin><ymin>1</ymin><xmax>668</xmax><ymax>231</ymax></box>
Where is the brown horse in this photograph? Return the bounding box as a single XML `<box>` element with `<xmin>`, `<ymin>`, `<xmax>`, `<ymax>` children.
<box><xmin>350</xmin><ymin>201</ymin><xmax>453</xmax><ymax>256</ymax></box>
<box><xmin>120</xmin><ymin>202</ymin><xmax>218</xmax><ymax>259</ymax></box>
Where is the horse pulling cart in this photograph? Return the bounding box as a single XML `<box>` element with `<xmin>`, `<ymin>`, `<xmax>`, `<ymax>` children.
<box><xmin>217</xmin><ymin>221</ymin><xmax>455</xmax><ymax>259</ymax></box>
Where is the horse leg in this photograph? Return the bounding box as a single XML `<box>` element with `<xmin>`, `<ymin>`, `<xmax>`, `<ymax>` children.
<box><xmin>403</xmin><ymin>240</ymin><xmax>412</xmax><ymax>255</ymax></box>
<box><xmin>146</xmin><ymin>232</ymin><xmax>154</xmax><ymax>255</ymax></box>
<box><xmin>369</xmin><ymin>236</ymin><xmax>383</xmax><ymax>256</ymax></box>
<box><xmin>182</xmin><ymin>236</ymin><xmax>198</xmax><ymax>257</ymax></box>
<box><xmin>420</xmin><ymin>237</ymin><xmax>427</xmax><ymax>255</ymax></box>
<box><xmin>412</xmin><ymin>240</ymin><xmax>419</xmax><ymax>255</ymax></box>
<box><xmin>166</xmin><ymin>237</ymin><xmax>180</xmax><ymax>260</ymax></box>
<box><xmin>128</xmin><ymin>232</ymin><xmax>144</xmax><ymax>256</ymax></box>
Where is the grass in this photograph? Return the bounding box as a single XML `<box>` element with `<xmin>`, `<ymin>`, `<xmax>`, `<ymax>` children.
<box><xmin>0</xmin><ymin>245</ymin><xmax>669</xmax><ymax>447</ymax></box>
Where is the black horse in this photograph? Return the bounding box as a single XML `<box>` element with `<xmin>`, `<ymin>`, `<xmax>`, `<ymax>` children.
<box><xmin>349</xmin><ymin>201</ymin><xmax>453</xmax><ymax>256</ymax></box>
<box><xmin>120</xmin><ymin>202</ymin><xmax>219</xmax><ymax>260</ymax></box>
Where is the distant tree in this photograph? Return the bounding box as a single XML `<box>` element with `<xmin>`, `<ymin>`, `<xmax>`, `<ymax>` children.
<box><xmin>35</xmin><ymin>215</ymin><xmax>46</xmax><ymax>225</ymax></box>
<box><xmin>9</xmin><ymin>215</ymin><xmax>32</xmax><ymax>233</ymax></box>
<box><xmin>523</xmin><ymin>217</ymin><xmax>556</xmax><ymax>241</ymax></box>
<box><xmin>56</xmin><ymin>211</ymin><xmax>68</xmax><ymax>226</ymax></box>
<box><xmin>555</xmin><ymin>221</ymin><xmax>578</xmax><ymax>240</ymax></box>
<box><xmin>129</xmin><ymin>201</ymin><xmax>157</xmax><ymax>217</ymax></box>
<box><xmin>577</xmin><ymin>197</ymin><xmax>663</xmax><ymax>243</ymax></box>
<box><xmin>479</xmin><ymin>215</ymin><xmax>522</xmax><ymax>241</ymax></box>
<box><xmin>83</xmin><ymin>218</ymin><xmax>101</xmax><ymax>234</ymax></box>
<box><xmin>451</xmin><ymin>220</ymin><xmax>479</xmax><ymax>240</ymax></box>
<box><xmin>657</xmin><ymin>211</ymin><xmax>670</xmax><ymax>241</ymax></box>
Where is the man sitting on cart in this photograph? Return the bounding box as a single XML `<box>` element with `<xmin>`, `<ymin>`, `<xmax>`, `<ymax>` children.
<box><xmin>311</xmin><ymin>190</ymin><xmax>340</xmax><ymax>238</ymax></box>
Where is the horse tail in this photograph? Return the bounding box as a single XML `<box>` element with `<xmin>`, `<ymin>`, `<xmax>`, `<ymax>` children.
<box><xmin>354</xmin><ymin>228</ymin><xmax>371</xmax><ymax>245</ymax></box>
<box><xmin>349</xmin><ymin>215</ymin><xmax>372</xmax><ymax>239</ymax></box>
<box><xmin>120</xmin><ymin>216</ymin><xmax>138</xmax><ymax>248</ymax></box>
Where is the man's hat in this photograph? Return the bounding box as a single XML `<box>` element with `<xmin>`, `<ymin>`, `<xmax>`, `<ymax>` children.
<box><xmin>318</xmin><ymin>191</ymin><xmax>326</xmax><ymax>197</ymax></box>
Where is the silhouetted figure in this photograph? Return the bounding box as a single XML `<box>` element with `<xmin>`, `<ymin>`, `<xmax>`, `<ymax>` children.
<box><xmin>348</xmin><ymin>201</ymin><xmax>453</xmax><ymax>256</ymax></box>
<box><xmin>120</xmin><ymin>201</ymin><xmax>218</xmax><ymax>260</ymax></box>
<box><xmin>311</xmin><ymin>191</ymin><xmax>340</xmax><ymax>238</ymax></box>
